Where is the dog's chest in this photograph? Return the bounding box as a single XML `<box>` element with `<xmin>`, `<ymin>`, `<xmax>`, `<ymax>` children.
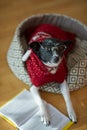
<box><xmin>46</xmin><ymin>66</ymin><xmax>58</xmax><ymax>74</ymax></box>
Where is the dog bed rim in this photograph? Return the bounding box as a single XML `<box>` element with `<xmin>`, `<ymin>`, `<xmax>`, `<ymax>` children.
<box><xmin>16</xmin><ymin>13</ymin><xmax>87</xmax><ymax>41</ymax></box>
<box><xmin>7</xmin><ymin>13</ymin><xmax>87</xmax><ymax>94</ymax></box>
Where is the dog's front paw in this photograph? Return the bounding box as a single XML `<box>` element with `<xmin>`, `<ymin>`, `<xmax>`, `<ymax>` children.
<box><xmin>41</xmin><ymin>112</ymin><xmax>50</xmax><ymax>125</ymax></box>
<box><xmin>40</xmin><ymin>103</ymin><xmax>50</xmax><ymax>125</ymax></box>
<box><xmin>67</xmin><ymin>106</ymin><xmax>77</xmax><ymax>123</ymax></box>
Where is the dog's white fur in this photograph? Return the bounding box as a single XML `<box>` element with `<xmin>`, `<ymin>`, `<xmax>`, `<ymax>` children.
<box><xmin>30</xmin><ymin>80</ymin><xmax>77</xmax><ymax>125</ymax></box>
<box><xmin>30</xmin><ymin>56</ymin><xmax>77</xmax><ymax>125</ymax></box>
<box><xmin>23</xmin><ymin>39</ymin><xmax>77</xmax><ymax>125</ymax></box>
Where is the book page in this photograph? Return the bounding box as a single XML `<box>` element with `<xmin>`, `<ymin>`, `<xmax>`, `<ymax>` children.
<box><xmin>20</xmin><ymin>111</ymin><xmax>56</xmax><ymax>130</ymax></box>
<box><xmin>0</xmin><ymin>90</ymin><xmax>39</xmax><ymax>127</ymax></box>
<box><xmin>20</xmin><ymin>103</ymin><xmax>71</xmax><ymax>130</ymax></box>
<box><xmin>0</xmin><ymin>89</ymin><xmax>73</xmax><ymax>130</ymax></box>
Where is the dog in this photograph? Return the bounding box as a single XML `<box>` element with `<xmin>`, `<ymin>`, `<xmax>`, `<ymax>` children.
<box><xmin>22</xmin><ymin>24</ymin><xmax>77</xmax><ymax>125</ymax></box>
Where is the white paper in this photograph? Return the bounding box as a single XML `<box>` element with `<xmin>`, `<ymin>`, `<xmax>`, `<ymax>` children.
<box><xmin>20</xmin><ymin>104</ymin><xmax>70</xmax><ymax>130</ymax></box>
<box><xmin>0</xmin><ymin>89</ymin><xmax>72</xmax><ymax>130</ymax></box>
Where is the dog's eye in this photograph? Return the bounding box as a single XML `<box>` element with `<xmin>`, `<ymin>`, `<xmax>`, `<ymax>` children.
<box><xmin>40</xmin><ymin>45</ymin><xmax>51</xmax><ymax>51</ymax></box>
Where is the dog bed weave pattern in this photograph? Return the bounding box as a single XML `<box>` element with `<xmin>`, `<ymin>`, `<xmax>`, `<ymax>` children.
<box><xmin>7</xmin><ymin>14</ymin><xmax>87</xmax><ymax>93</ymax></box>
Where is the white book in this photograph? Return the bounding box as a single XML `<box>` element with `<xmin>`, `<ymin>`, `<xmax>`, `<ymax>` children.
<box><xmin>0</xmin><ymin>89</ymin><xmax>74</xmax><ymax>130</ymax></box>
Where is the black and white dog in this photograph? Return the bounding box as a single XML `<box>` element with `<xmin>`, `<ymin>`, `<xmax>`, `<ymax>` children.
<box><xmin>22</xmin><ymin>29</ymin><xmax>77</xmax><ymax>125</ymax></box>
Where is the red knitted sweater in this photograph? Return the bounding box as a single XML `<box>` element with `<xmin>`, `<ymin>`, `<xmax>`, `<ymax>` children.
<box><xmin>25</xmin><ymin>24</ymin><xmax>75</xmax><ymax>87</ymax></box>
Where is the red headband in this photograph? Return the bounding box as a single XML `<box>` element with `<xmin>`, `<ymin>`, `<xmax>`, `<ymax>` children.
<box><xmin>29</xmin><ymin>32</ymin><xmax>52</xmax><ymax>44</ymax></box>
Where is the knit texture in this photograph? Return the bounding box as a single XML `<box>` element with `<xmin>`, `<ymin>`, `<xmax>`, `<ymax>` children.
<box><xmin>26</xmin><ymin>51</ymin><xmax>67</xmax><ymax>87</ymax></box>
<box><xmin>26</xmin><ymin>24</ymin><xmax>75</xmax><ymax>87</ymax></box>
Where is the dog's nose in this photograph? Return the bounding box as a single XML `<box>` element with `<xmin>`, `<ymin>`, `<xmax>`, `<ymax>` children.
<box><xmin>54</xmin><ymin>56</ymin><xmax>59</xmax><ymax>63</ymax></box>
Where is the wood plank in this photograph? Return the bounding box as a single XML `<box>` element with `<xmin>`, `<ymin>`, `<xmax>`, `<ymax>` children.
<box><xmin>0</xmin><ymin>0</ymin><xmax>87</xmax><ymax>129</ymax></box>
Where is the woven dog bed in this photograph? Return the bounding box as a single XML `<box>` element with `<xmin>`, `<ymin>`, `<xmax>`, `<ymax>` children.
<box><xmin>7</xmin><ymin>14</ymin><xmax>87</xmax><ymax>93</ymax></box>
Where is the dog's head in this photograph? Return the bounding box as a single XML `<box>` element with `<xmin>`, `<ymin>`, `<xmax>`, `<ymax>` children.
<box><xmin>29</xmin><ymin>38</ymin><xmax>68</xmax><ymax>67</ymax></box>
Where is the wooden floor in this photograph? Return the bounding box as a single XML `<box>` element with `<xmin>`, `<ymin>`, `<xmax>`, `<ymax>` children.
<box><xmin>0</xmin><ymin>0</ymin><xmax>87</xmax><ymax>130</ymax></box>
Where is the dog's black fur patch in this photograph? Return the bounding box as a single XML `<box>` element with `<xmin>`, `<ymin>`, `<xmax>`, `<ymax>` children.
<box><xmin>28</xmin><ymin>38</ymin><xmax>71</xmax><ymax>64</ymax></box>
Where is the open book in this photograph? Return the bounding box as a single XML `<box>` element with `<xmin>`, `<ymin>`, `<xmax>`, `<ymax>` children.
<box><xmin>0</xmin><ymin>89</ymin><xmax>74</xmax><ymax>130</ymax></box>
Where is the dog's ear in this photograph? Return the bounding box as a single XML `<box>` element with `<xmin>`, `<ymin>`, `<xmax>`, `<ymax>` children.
<box><xmin>63</xmin><ymin>40</ymin><xmax>73</xmax><ymax>48</ymax></box>
<box><xmin>28</xmin><ymin>42</ymin><xmax>40</xmax><ymax>51</ymax></box>
<box><xmin>59</xmin><ymin>40</ymin><xmax>73</xmax><ymax>53</ymax></box>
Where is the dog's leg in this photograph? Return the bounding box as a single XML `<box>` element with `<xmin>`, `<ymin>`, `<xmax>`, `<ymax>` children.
<box><xmin>60</xmin><ymin>80</ymin><xmax>77</xmax><ymax>122</ymax></box>
<box><xmin>30</xmin><ymin>85</ymin><xmax>50</xmax><ymax>125</ymax></box>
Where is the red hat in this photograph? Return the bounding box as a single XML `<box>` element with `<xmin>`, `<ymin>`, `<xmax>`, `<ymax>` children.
<box><xmin>29</xmin><ymin>31</ymin><xmax>52</xmax><ymax>43</ymax></box>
